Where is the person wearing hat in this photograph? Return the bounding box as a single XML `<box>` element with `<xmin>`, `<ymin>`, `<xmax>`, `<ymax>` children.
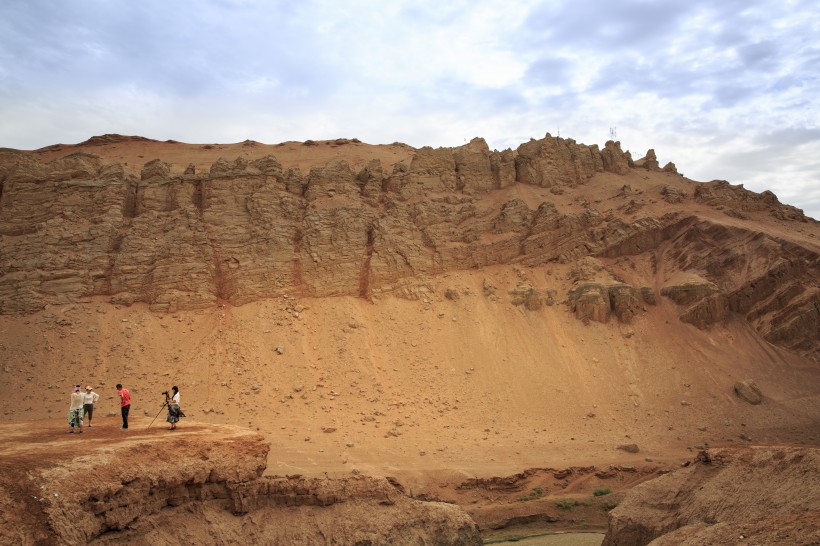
<box><xmin>82</xmin><ymin>386</ymin><xmax>100</xmax><ymax>427</ymax></box>
<box><xmin>67</xmin><ymin>385</ymin><xmax>84</xmax><ymax>433</ymax></box>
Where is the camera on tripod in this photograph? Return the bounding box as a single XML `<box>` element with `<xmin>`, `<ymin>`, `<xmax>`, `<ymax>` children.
<box><xmin>162</xmin><ymin>391</ymin><xmax>169</xmax><ymax>395</ymax></box>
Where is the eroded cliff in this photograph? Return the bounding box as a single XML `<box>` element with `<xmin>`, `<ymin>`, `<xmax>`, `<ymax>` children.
<box><xmin>1</xmin><ymin>134</ymin><xmax>816</xmax><ymax>359</ymax></box>
<box><xmin>0</xmin><ymin>421</ymin><xmax>480</xmax><ymax>546</ymax></box>
<box><xmin>602</xmin><ymin>446</ymin><xmax>820</xmax><ymax>545</ymax></box>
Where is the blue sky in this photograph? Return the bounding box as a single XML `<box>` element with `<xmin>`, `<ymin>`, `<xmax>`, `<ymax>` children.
<box><xmin>1</xmin><ymin>0</ymin><xmax>818</xmax><ymax>219</ymax></box>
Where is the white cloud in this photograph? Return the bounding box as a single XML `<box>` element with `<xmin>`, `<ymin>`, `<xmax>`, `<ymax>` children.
<box><xmin>0</xmin><ymin>0</ymin><xmax>818</xmax><ymax>218</ymax></box>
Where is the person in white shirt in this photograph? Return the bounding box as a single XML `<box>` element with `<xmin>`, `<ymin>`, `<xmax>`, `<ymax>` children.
<box><xmin>83</xmin><ymin>386</ymin><xmax>100</xmax><ymax>427</ymax></box>
<box><xmin>68</xmin><ymin>385</ymin><xmax>84</xmax><ymax>433</ymax></box>
<box><xmin>166</xmin><ymin>385</ymin><xmax>183</xmax><ymax>430</ymax></box>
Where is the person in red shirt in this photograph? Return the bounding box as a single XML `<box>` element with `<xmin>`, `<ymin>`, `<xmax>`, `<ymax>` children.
<box><xmin>116</xmin><ymin>384</ymin><xmax>131</xmax><ymax>429</ymax></box>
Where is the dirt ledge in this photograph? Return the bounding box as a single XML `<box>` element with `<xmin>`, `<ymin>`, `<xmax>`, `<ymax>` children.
<box><xmin>0</xmin><ymin>420</ymin><xmax>480</xmax><ymax>545</ymax></box>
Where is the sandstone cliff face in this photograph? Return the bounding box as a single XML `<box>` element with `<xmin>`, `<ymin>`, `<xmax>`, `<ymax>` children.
<box><xmin>0</xmin><ymin>134</ymin><xmax>632</xmax><ymax>313</ymax></box>
<box><xmin>1</xmin><ymin>134</ymin><xmax>818</xmax><ymax>359</ymax></box>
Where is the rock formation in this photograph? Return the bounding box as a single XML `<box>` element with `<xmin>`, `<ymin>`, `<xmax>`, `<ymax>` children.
<box><xmin>0</xmin><ymin>133</ymin><xmax>817</xmax><ymax>361</ymax></box>
<box><xmin>602</xmin><ymin>446</ymin><xmax>820</xmax><ymax>545</ymax></box>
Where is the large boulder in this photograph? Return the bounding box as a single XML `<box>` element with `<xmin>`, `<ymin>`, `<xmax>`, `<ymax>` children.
<box><xmin>733</xmin><ymin>380</ymin><xmax>763</xmax><ymax>404</ymax></box>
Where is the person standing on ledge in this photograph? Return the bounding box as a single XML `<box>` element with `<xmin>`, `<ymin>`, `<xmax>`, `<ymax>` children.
<box><xmin>83</xmin><ymin>386</ymin><xmax>99</xmax><ymax>427</ymax></box>
<box><xmin>68</xmin><ymin>385</ymin><xmax>84</xmax><ymax>433</ymax></box>
<box><xmin>166</xmin><ymin>385</ymin><xmax>182</xmax><ymax>430</ymax></box>
<box><xmin>116</xmin><ymin>383</ymin><xmax>131</xmax><ymax>429</ymax></box>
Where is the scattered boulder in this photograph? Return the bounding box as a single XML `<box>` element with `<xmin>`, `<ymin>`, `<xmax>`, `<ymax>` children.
<box><xmin>444</xmin><ymin>288</ymin><xmax>460</xmax><ymax>301</ymax></box>
<box><xmin>733</xmin><ymin>380</ymin><xmax>763</xmax><ymax>405</ymax></box>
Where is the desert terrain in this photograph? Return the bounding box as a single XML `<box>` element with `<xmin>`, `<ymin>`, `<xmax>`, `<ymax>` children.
<box><xmin>0</xmin><ymin>134</ymin><xmax>818</xmax><ymax>543</ymax></box>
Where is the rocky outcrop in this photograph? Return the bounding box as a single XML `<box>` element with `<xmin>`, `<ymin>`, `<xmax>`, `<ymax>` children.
<box><xmin>678</xmin><ymin>293</ymin><xmax>729</xmax><ymax>329</ymax></box>
<box><xmin>515</xmin><ymin>135</ymin><xmax>630</xmax><ymax>187</ymax></box>
<box><xmin>662</xmin><ymin>161</ymin><xmax>677</xmax><ymax>174</ymax></box>
<box><xmin>608</xmin><ymin>283</ymin><xmax>641</xmax><ymax>323</ymax></box>
<box><xmin>635</xmin><ymin>149</ymin><xmax>660</xmax><ymax>171</ymax></box>
<box><xmin>568</xmin><ymin>282</ymin><xmax>641</xmax><ymax>323</ymax></box>
<box><xmin>1</xmin><ymin>135</ymin><xmax>818</xmax><ymax>359</ymax></box>
<box><xmin>602</xmin><ymin>446</ymin><xmax>820</xmax><ymax>546</ymax></box>
<box><xmin>639</xmin><ymin>287</ymin><xmax>656</xmax><ymax>305</ymax></box>
<box><xmin>601</xmin><ymin>140</ymin><xmax>632</xmax><ymax>175</ymax></box>
<box><xmin>566</xmin><ymin>257</ymin><xmax>642</xmax><ymax>323</ymax></box>
<box><xmin>77</xmin><ymin>134</ymin><xmax>159</xmax><ymax>147</ymax></box>
<box><xmin>660</xmin><ymin>276</ymin><xmax>727</xmax><ymax>328</ymax></box>
<box><xmin>659</xmin><ymin>220</ymin><xmax>819</xmax><ymax>358</ymax></box>
<box><xmin>568</xmin><ymin>283</ymin><xmax>611</xmax><ymax>323</ymax></box>
<box><xmin>1</xmin><ymin>423</ymin><xmax>480</xmax><ymax>546</ymax></box>
<box><xmin>694</xmin><ymin>179</ymin><xmax>808</xmax><ymax>222</ymax></box>
<box><xmin>510</xmin><ymin>283</ymin><xmax>546</xmax><ymax>310</ymax></box>
<box><xmin>660</xmin><ymin>184</ymin><xmax>685</xmax><ymax>203</ymax></box>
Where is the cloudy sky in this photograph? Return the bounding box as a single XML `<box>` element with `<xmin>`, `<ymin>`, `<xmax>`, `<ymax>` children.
<box><xmin>1</xmin><ymin>0</ymin><xmax>818</xmax><ymax>218</ymax></box>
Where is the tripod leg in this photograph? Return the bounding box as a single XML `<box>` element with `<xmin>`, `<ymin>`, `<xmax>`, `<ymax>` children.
<box><xmin>147</xmin><ymin>403</ymin><xmax>167</xmax><ymax>429</ymax></box>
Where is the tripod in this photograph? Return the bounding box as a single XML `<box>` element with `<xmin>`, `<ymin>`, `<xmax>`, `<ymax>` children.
<box><xmin>147</xmin><ymin>401</ymin><xmax>168</xmax><ymax>430</ymax></box>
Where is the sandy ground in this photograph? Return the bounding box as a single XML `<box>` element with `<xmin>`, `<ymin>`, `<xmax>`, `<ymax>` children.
<box><xmin>3</xmin><ymin>277</ymin><xmax>818</xmax><ymax>483</ymax></box>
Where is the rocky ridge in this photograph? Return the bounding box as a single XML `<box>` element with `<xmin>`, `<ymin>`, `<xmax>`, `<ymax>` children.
<box><xmin>0</xmin><ymin>133</ymin><xmax>817</xmax><ymax>361</ymax></box>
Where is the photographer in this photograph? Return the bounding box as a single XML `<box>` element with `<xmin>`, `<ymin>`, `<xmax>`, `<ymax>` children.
<box><xmin>165</xmin><ymin>386</ymin><xmax>183</xmax><ymax>430</ymax></box>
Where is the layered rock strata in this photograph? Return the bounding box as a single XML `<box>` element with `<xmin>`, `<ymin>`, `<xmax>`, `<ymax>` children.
<box><xmin>0</xmin><ymin>136</ymin><xmax>635</xmax><ymax>315</ymax></box>
<box><xmin>1</xmin><ymin>134</ymin><xmax>817</xmax><ymax>359</ymax></box>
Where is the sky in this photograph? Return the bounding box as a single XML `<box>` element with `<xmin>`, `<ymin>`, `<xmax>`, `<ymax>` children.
<box><xmin>1</xmin><ymin>0</ymin><xmax>818</xmax><ymax>219</ymax></box>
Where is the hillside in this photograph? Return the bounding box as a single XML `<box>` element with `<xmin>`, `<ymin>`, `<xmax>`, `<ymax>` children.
<box><xmin>0</xmin><ymin>133</ymin><xmax>818</xmax><ymax>540</ymax></box>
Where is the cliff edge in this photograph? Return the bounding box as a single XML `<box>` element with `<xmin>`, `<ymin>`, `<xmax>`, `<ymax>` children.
<box><xmin>0</xmin><ymin>420</ymin><xmax>480</xmax><ymax>545</ymax></box>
